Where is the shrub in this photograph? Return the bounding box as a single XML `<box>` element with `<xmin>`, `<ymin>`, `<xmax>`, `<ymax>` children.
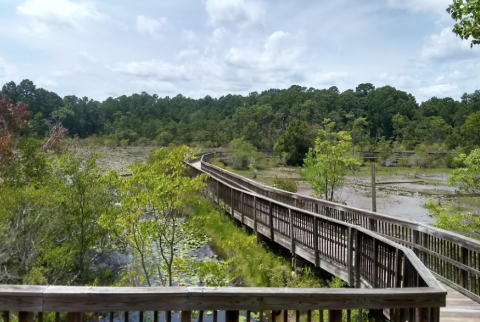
<box><xmin>273</xmin><ymin>177</ymin><xmax>298</xmax><ymax>193</ymax></box>
<box><xmin>210</xmin><ymin>156</ymin><xmax>226</xmax><ymax>169</ymax></box>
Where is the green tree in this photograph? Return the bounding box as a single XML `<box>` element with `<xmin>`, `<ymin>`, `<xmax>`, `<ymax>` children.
<box><xmin>461</xmin><ymin>111</ymin><xmax>480</xmax><ymax>147</ymax></box>
<box><xmin>349</xmin><ymin>117</ymin><xmax>368</xmax><ymax>156</ymax></box>
<box><xmin>447</xmin><ymin>0</ymin><xmax>480</xmax><ymax>47</ymax></box>
<box><xmin>274</xmin><ymin>119</ymin><xmax>311</xmax><ymax>166</ymax></box>
<box><xmin>448</xmin><ymin>149</ymin><xmax>480</xmax><ymax>193</ymax></box>
<box><xmin>99</xmin><ymin>146</ymin><xmax>212</xmax><ymax>286</ymax></box>
<box><xmin>227</xmin><ymin>138</ymin><xmax>263</xmax><ymax>170</ymax></box>
<box><xmin>426</xmin><ymin>149</ymin><xmax>480</xmax><ymax>239</ymax></box>
<box><xmin>301</xmin><ymin>119</ymin><xmax>360</xmax><ymax>201</ymax></box>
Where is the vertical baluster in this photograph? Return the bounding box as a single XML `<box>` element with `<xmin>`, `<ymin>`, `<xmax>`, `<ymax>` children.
<box><xmin>181</xmin><ymin>311</ymin><xmax>191</xmax><ymax>322</ymax></box>
<box><xmin>328</xmin><ymin>310</ymin><xmax>342</xmax><ymax>322</ymax></box>
<box><xmin>38</xmin><ymin>313</ymin><xmax>43</xmax><ymax>322</ymax></box>
<box><xmin>246</xmin><ymin>311</ymin><xmax>251</xmax><ymax>322</ymax></box>
<box><xmin>213</xmin><ymin>311</ymin><xmax>218</xmax><ymax>322</ymax></box>
<box><xmin>154</xmin><ymin>312</ymin><xmax>159</xmax><ymax>322</ymax></box>
<box><xmin>139</xmin><ymin>311</ymin><xmax>144</xmax><ymax>322</ymax></box>
<box><xmin>125</xmin><ymin>312</ymin><xmax>129</xmax><ymax>322</ymax></box>
<box><xmin>3</xmin><ymin>312</ymin><xmax>9</xmax><ymax>322</ymax></box>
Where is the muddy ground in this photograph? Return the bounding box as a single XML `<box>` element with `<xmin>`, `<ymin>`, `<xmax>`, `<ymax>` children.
<box><xmin>77</xmin><ymin>146</ymin><xmax>157</xmax><ymax>176</ymax></box>
<box><xmin>83</xmin><ymin>147</ymin><xmax>474</xmax><ymax>226</ymax></box>
<box><xmin>229</xmin><ymin>165</ymin><xmax>480</xmax><ymax>226</ymax></box>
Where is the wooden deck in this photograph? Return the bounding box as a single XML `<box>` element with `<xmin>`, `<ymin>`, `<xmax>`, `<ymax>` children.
<box><xmin>441</xmin><ymin>283</ymin><xmax>480</xmax><ymax>322</ymax></box>
<box><xmin>191</xmin><ymin>156</ymin><xmax>480</xmax><ymax>322</ymax></box>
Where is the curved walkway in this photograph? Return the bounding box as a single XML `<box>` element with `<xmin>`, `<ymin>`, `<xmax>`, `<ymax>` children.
<box><xmin>192</xmin><ymin>160</ymin><xmax>480</xmax><ymax>322</ymax></box>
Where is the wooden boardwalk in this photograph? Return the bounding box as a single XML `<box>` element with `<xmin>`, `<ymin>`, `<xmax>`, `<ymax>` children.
<box><xmin>441</xmin><ymin>284</ymin><xmax>480</xmax><ymax>322</ymax></box>
<box><xmin>191</xmin><ymin>159</ymin><xmax>480</xmax><ymax>322</ymax></box>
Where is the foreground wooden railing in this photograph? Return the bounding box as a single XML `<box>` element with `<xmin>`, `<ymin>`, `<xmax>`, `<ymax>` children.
<box><xmin>0</xmin><ymin>285</ymin><xmax>445</xmax><ymax>322</ymax></box>
<box><xmin>198</xmin><ymin>153</ymin><xmax>480</xmax><ymax>303</ymax></box>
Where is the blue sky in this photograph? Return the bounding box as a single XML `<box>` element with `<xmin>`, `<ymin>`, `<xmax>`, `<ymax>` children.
<box><xmin>0</xmin><ymin>0</ymin><xmax>479</xmax><ymax>102</ymax></box>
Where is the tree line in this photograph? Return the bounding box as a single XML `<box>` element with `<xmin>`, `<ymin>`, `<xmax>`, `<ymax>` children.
<box><xmin>2</xmin><ymin>80</ymin><xmax>480</xmax><ymax>158</ymax></box>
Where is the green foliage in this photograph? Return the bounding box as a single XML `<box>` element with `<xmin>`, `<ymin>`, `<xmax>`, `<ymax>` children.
<box><xmin>448</xmin><ymin>148</ymin><xmax>480</xmax><ymax>193</ymax></box>
<box><xmin>301</xmin><ymin>119</ymin><xmax>360</xmax><ymax>201</ymax></box>
<box><xmin>447</xmin><ymin>0</ymin><xmax>480</xmax><ymax>47</ymax></box>
<box><xmin>426</xmin><ymin>200</ymin><xmax>480</xmax><ymax>240</ymax></box>
<box><xmin>0</xmin><ymin>147</ymin><xmax>116</xmax><ymax>285</ymax></box>
<box><xmin>273</xmin><ymin>177</ymin><xmax>298</xmax><ymax>192</ymax></box>
<box><xmin>209</xmin><ymin>156</ymin><xmax>226</xmax><ymax>169</ymax></box>
<box><xmin>425</xmin><ymin>149</ymin><xmax>480</xmax><ymax>239</ymax></box>
<box><xmin>197</xmin><ymin>199</ymin><xmax>327</xmax><ymax>288</ymax></box>
<box><xmin>461</xmin><ymin>111</ymin><xmax>480</xmax><ymax>147</ymax></box>
<box><xmin>227</xmin><ymin>138</ymin><xmax>263</xmax><ymax>170</ymax></box>
<box><xmin>273</xmin><ymin>119</ymin><xmax>312</xmax><ymax>166</ymax></box>
<box><xmin>99</xmin><ymin>146</ymin><xmax>226</xmax><ymax>287</ymax></box>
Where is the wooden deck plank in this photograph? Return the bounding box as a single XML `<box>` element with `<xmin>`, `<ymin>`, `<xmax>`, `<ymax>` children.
<box><xmin>440</xmin><ymin>283</ymin><xmax>480</xmax><ymax>321</ymax></box>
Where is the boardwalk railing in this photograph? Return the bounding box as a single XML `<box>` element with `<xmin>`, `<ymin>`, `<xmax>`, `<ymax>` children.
<box><xmin>0</xmin><ymin>285</ymin><xmax>444</xmax><ymax>322</ymax></box>
<box><xmin>198</xmin><ymin>153</ymin><xmax>480</xmax><ymax>303</ymax></box>
<box><xmin>189</xmin><ymin>158</ymin><xmax>446</xmax><ymax>322</ymax></box>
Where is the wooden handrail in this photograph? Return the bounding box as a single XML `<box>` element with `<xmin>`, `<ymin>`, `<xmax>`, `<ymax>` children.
<box><xmin>0</xmin><ymin>286</ymin><xmax>446</xmax><ymax>312</ymax></box>
<box><xmin>198</xmin><ymin>153</ymin><xmax>480</xmax><ymax>303</ymax></box>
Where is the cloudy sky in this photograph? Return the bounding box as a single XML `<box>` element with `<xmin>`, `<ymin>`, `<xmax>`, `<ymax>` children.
<box><xmin>0</xmin><ymin>0</ymin><xmax>479</xmax><ymax>102</ymax></box>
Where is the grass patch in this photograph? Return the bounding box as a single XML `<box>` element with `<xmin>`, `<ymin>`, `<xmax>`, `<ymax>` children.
<box><xmin>195</xmin><ymin>199</ymin><xmax>337</xmax><ymax>288</ymax></box>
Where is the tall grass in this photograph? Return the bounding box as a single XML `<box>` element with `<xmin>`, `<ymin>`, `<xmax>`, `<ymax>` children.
<box><xmin>195</xmin><ymin>199</ymin><xmax>333</xmax><ymax>288</ymax></box>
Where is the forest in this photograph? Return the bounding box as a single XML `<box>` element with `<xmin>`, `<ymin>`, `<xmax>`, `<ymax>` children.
<box><xmin>1</xmin><ymin>79</ymin><xmax>480</xmax><ymax>159</ymax></box>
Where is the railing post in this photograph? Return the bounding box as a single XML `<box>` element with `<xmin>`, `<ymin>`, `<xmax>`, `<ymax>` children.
<box><xmin>354</xmin><ymin>231</ymin><xmax>361</xmax><ymax>288</ymax></box>
<box><xmin>3</xmin><ymin>312</ymin><xmax>9</xmax><ymax>322</ymax></box>
<box><xmin>422</xmin><ymin>233</ymin><xmax>429</xmax><ymax>267</ymax></box>
<box><xmin>328</xmin><ymin>310</ymin><xmax>342</xmax><ymax>322</ymax></box>
<box><xmin>373</xmin><ymin>238</ymin><xmax>378</xmax><ymax>288</ymax></box>
<box><xmin>216</xmin><ymin>180</ymin><xmax>219</xmax><ymax>204</ymax></box>
<box><xmin>289</xmin><ymin>208</ymin><xmax>295</xmax><ymax>254</ymax></box>
<box><xmin>254</xmin><ymin>196</ymin><xmax>258</xmax><ymax>236</ymax></box>
<box><xmin>241</xmin><ymin>192</ymin><xmax>244</xmax><ymax>223</ymax></box>
<box><xmin>461</xmin><ymin>246</ymin><xmax>468</xmax><ymax>288</ymax></box>
<box><xmin>225</xmin><ymin>311</ymin><xmax>239</xmax><ymax>322</ymax></box>
<box><xmin>269</xmin><ymin>201</ymin><xmax>274</xmax><ymax>240</ymax></box>
<box><xmin>314</xmin><ymin>216</ymin><xmax>319</xmax><ymax>267</ymax></box>
<box><xmin>66</xmin><ymin>313</ymin><xmax>82</xmax><ymax>322</ymax></box>
<box><xmin>181</xmin><ymin>311</ymin><xmax>192</xmax><ymax>322</ymax></box>
<box><xmin>369</xmin><ymin>218</ymin><xmax>376</xmax><ymax>232</ymax></box>
<box><xmin>231</xmin><ymin>188</ymin><xmax>234</xmax><ymax>218</ymax></box>
<box><xmin>413</xmin><ymin>230</ymin><xmax>419</xmax><ymax>256</ymax></box>
<box><xmin>347</xmin><ymin>227</ymin><xmax>354</xmax><ymax>286</ymax></box>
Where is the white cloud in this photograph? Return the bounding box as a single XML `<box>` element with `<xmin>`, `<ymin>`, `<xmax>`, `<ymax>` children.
<box><xmin>310</xmin><ymin>72</ymin><xmax>349</xmax><ymax>85</ymax></box>
<box><xmin>36</xmin><ymin>77</ymin><xmax>58</xmax><ymax>88</ymax></box>
<box><xmin>16</xmin><ymin>0</ymin><xmax>105</xmax><ymax>32</ymax></box>
<box><xmin>136</xmin><ymin>15</ymin><xmax>167</xmax><ymax>37</ymax></box>
<box><xmin>111</xmin><ymin>60</ymin><xmax>189</xmax><ymax>81</ymax></box>
<box><xmin>419</xmin><ymin>83</ymin><xmax>458</xmax><ymax>97</ymax></box>
<box><xmin>182</xmin><ymin>30</ymin><xmax>196</xmax><ymax>42</ymax></box>
<box><xmin>379</xmin><ymin>72</ymin><xmax>421</xmax><ymax>88</ymax></box>
<box><xmin>79</xmin><ymin>51</ymin><xmax>98</xmax><ymax>63</ymax></box>
<box><xmin>0</xmin><ymin>57</ymin><xmax>17</xmax><ymax>78</ymax></box>
<box><xmin>130</xmin><ymin>80</ymin><xmax>177</xmax><ymax>93</ymax></box>
<box><xmin>177</xmin><ymin>49</ymin><xmax>200</xmax><ymax>60</ymax></box>
<box><xmin>225</xmin><ymin>31</ymin><xmax>303</xmax><ymax>71</ymax></box>
<box><xmin>387</xmin><ymin>0</ymin><xmax>451</xmax><ymax>14</ymax></box>
<box><xmin>206</xmin><ymin>0</ymin><xmax>264</xmax><ymax>26</ymax></box>
<box><xmin>421</xmin><ymin>28</ymin><xmax>480</xmax><ymax>61</ymax></box>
